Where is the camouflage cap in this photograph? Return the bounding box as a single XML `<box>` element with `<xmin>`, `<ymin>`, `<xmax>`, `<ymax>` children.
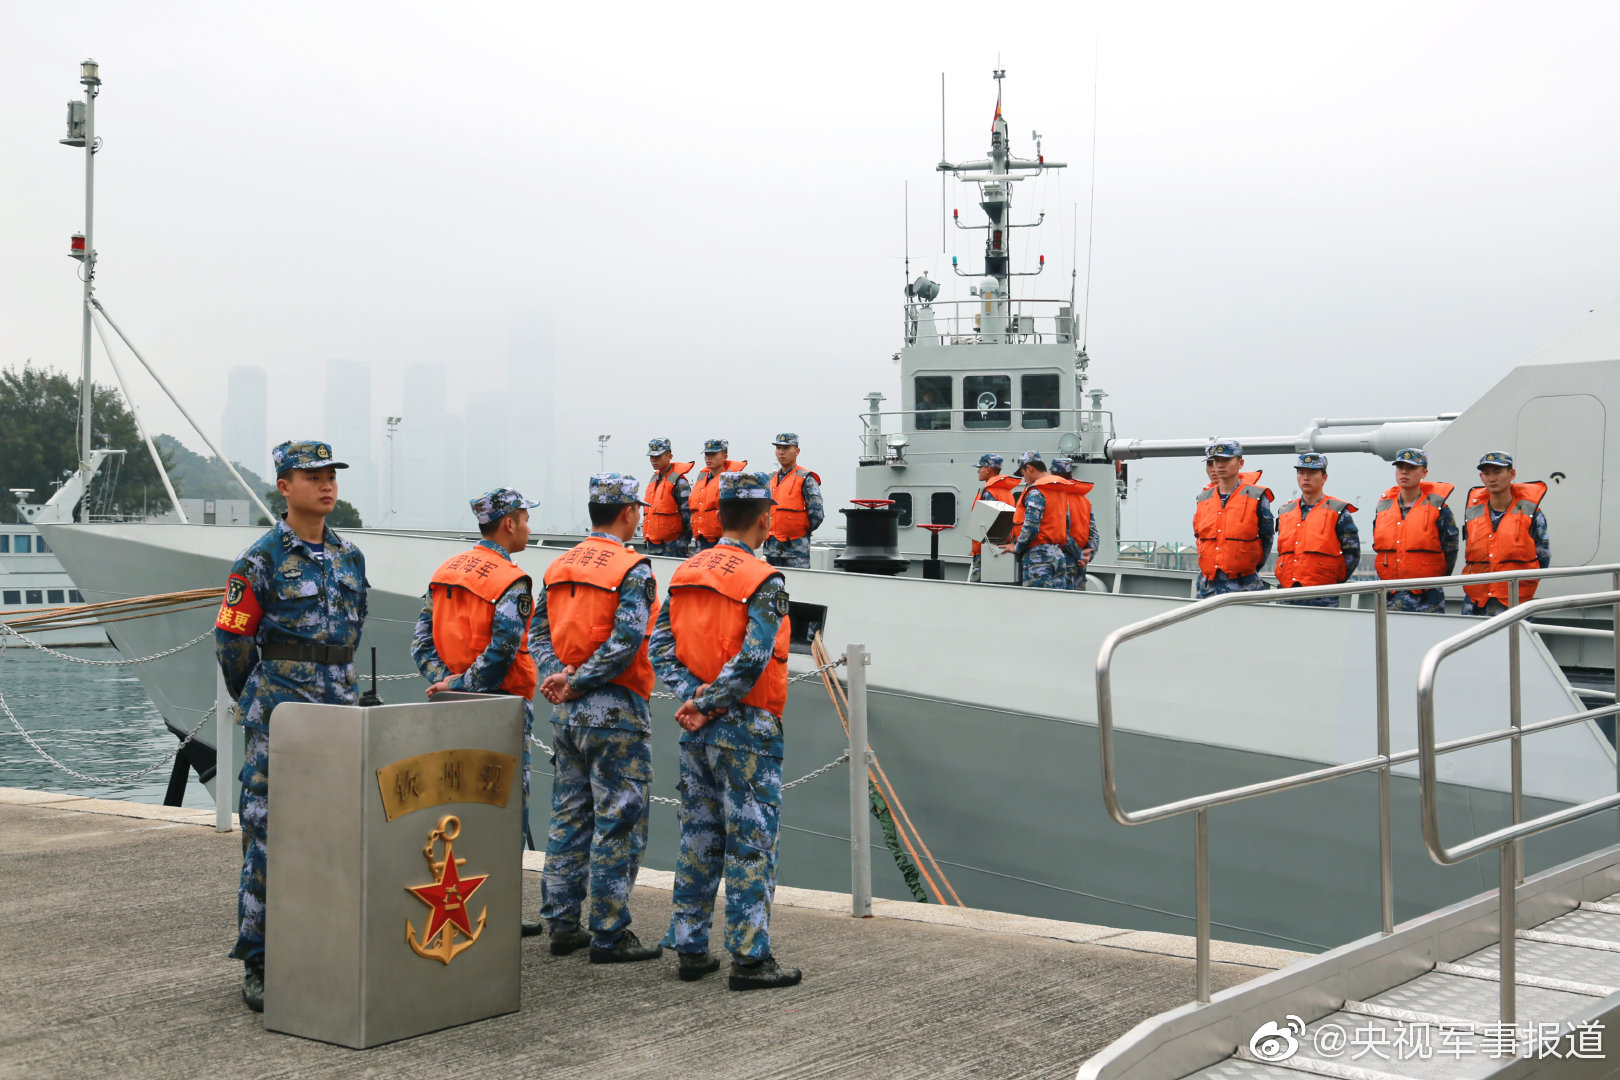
<box><xmin>718</xmin><ymin>470</ymin><xmax>775</xmax><ymax>502</ymax></box>
<box><xmin>1205</xmin><ymin>438</ymin><xmax>1243</xmax><ymax>460</ymax></box>
<box><xmin>703</xmin><ymin>438</ymin><xmax>729</xmax><ymax>454</ymax></box>
<box><xmin>272</xmin><ymin>440</ymin><xmax>348</xmax><ymax>472</ymax></box>
<box><xmin>976</xmin><ymin>452</ymin><xmax>1003</xmax><ymax>469</ymax></box>
<box><xmin>772</xmin><ymin>432</ymin><xmax>800</xmax><ymax>447</ymax></box>
<box><xmin>1295</xmin><ymin>452</ymin><xmax>1328</xmax><ymax>471</ymax></box>
<box><xmin>646</xmin><ymin>437</ymin><xmax>672</xmax><ymax>457</ymax></box>
<box><xmin>1393</xmin><ymin>447</ymin><xmax>1428</xmax><ymax>468</ymax></box>
<box><xmin>1016</xmin><ymin>450</ymin><xmax>1045</xmax><ymax>471</ymax></box>
<box><xmin>589</xmin><ymin>473</ymin><xmax>648</xmax><ymax>506</ymax></box>
<box><xmin>470</xmin><ymin>487</ymin><xmax>539</xmax><ymax>525</ymax></box>
<box><xmin>1478</xmin><ymin>450</ymin><xmax>1514</xmax><ymax>469</ymax></box>
<box><xmin>1051</xmin><ymin>457</ymin><xmax>1074</xmax><ymax>476</ymax></box>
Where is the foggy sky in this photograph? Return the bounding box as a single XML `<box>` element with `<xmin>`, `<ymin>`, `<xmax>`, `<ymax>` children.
<box><xmin>4</xmin><ymin>1</ymin><xmax>1619</xmax><ymax>540</ymax></box>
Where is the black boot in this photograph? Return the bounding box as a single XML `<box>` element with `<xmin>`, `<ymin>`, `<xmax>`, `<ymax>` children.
<box><xmin>521</xmin><ymin>919</ymin><xmax>546</xmax><ymax>938</ymax></box>
<box><xmin>549</xmin><ymin>923</ymin><xmax>593</xmax><ymax>956</ymax></box>
<box><xmin>589</xmin><ymin>929</ymin><xmax>663</xmax><ymax>964</ymax></box>
<box><xmin>678</xmin><ymin>951</ymin><xmax>722</xmax><ymax>982</ymax></box>
<box><xmin>729</xmin><ymin>956</ymin><xmax>802</xmax><ymax>991</ymax></box>
<box><xmin>242</xmin><ymin>965</ymin><xmax>264</xmax><ymax>1012</ymax></box>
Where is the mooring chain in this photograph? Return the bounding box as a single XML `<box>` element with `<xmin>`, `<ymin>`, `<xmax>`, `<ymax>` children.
<box><xmin>0</xmin><ymin>624</ymin><xmax>213</xmax><ymax>666</ymax></box>
<box><xmin>0</xmin><ymin>686</ymin><xmax>217</xmax><ymax>786</ymax></box>
<box><xmin>646</xmin><ymin>654</ymin><xmax>848</xmax><ymax>700</ymax></box>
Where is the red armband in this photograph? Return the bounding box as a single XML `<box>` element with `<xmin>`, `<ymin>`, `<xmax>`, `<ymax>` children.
<box><xmin>215</xmin><ymin>574</ymin><xmax>264</xmax><ymax>635</ymax></box>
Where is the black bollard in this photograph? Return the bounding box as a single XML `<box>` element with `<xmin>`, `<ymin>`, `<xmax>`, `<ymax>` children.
<box><xmin>835</xmin><ymin>500</ymin><xmax>911</xmax><ymax>576</ymax></box>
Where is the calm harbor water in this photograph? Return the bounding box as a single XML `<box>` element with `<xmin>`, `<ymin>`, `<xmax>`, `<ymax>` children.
<box><xmin>0</xmin><ymin>645</ymin><xmax>214</xmax><ymax>808</ymax></box>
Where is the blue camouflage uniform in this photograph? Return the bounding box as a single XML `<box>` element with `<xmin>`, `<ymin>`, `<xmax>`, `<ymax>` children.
<box><xmin>762</xmin><ymin>434</ymin><xmax>825</xmax><ymax>570</ymax></box>
<box><xmin>1461</xmin><ymin>451</ymin><xmax>1551</xmax><ymax>615</ymax></box>
<box><xmin>650</xmin><ymin>472</ymin><xmax>789</xmax><ymax>963</ymax></box>
<box><xmin>969</xmin><ymin>452</ymin><xmax>1006</xmax><ymax>584</ymax></box>
<box><xmin>214</xmin><ymin>441</ymin><xmax>367</xmax><ymax>978</ymax></box>
<box><xmin>411</xmin><ymin>486</ymin><xmax>539</xmax><ymax>839</ymax></box>
<box><xmin>643</xmin><ymin>437</ymin><xmax>693</xmax><ymax>558</ymax></box>
<box><xmin>1195</xmin><ymin>440</ymin><xmax>1275</xmax><ymax>599</ymax></box>
<box><xmin>1382</xmin><ymin>449</ymin><xmax>1461</xmax><ymax>612</ymax></box>
<box><xmin>1277</xmin><ymin>454</ymin><xmax>1360</xmax><ymax>608</ymax></box>
<box><xmin>1010</xmin><ymin>453</ymin><xmax>1068</xmax><ymax>589</ymax></box>
<box><xmin>532</xmin><ymin>474</ymin><xmax>658</xmax><ymax>947</ymax></box>
<box><xmin>1050</xmin><ymin>458</ymin><xmax>1101</xmax><ymax>590</ymax></box>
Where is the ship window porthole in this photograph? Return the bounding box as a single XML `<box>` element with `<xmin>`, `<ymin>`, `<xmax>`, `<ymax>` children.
<box><xmin>0</xmin><ymin>535</ymin><xmax>9</xmax><ymax>552</ymax></box>
<box><xmin>914</xmin><ymin>375</ymin><xmax>952</xmax><ymax>431</ymax></box>
<box><xmin>889</xmin><ymin>492</ymin><xmax>913</xmax><ymax>527</ymax></box>
<box><xmin>14</xmin><ymin>535</ymin><xmax>30</xmax><ymax>554</ymax></box>
<box><xmin>69</xmin><ymin>590</ymin><xmax>84</xmax><ymax>603</ymax></box>
<box><xmin>25</xmin><ymin>590</ymin><xmax>43</xmax><ymax>605</ymax></box>
<box><xmin>47</xmin><ymin>590</ymin><xmax>65</xmax><ymax>604</ymax></box>
<box><xmin>930</xmin><ymin>492</ymin><xmax>957</xmax><ymax>527</ymax></box>
<box><xmin>1</xmin><ymin>591</ymin><xmax>19</xmax><ymax>605</ymax></box>
<box><xmin>963</xmin><ymin>375</ymin><xmax>1011</xmax><ymax>428</ymax></box>
<box><xmin>1021</xmin><ymin>373</ymin><xmax>1061</xmax><ymax>429</ymax></box>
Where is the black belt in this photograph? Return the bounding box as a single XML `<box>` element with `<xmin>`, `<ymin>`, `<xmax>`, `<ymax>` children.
<box><xmin>260</xmin><ymin>643</ymin><xmax>356</xmax><ymax>664</ymax></box>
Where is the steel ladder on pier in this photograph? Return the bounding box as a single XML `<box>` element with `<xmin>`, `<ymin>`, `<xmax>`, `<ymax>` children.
<box><xmin>1084</xmin><ymin>565</ymin><xmax>1620</xmax><ymax>1080</ymax></box>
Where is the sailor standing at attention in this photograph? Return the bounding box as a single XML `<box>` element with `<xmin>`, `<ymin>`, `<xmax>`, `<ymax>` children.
<box><xmin>529</xmin><ymin>474</ymin><xmax>663</xmax><ymax>961</ymax></box>
<box><xmin>1192</xmin><ymin>439</ymin><xmax>1275</xmax><ymax>598</ymax></box>
<box><xmin>214</xmin><ymin>440</ymin><xmax>368</xmax><ymax>1013</ymax></box>
<box><xmin>763</xmin><ymin>433</ymin><xmax>824</xmax><ymax>569</ymax></box>
<box><xmin>1372</xmin><ymin>448</ymin><xmax>1458</xmax><ymax>613</ymax></box>
<box><xmin>1001</xmin><ymin>451</ymin><xmax>1070</xmax><ymax>589</ymax></box>
<box><xmin>1049</xmin><ymin>457</ymin><xmax>1100</xmax><ymax>591</ymax></box>
<box><xmin>411</xmin><ymin>487</ymin><xmax>540</xmax><ymax>839</ymax></box>
<box><xmin>1462</xmin><ymin>450</ymin><xmax>1550</xmax><ymax>615</ymax></box>
<box><xmin>642</xmin><ymin>438</ymin><xmax>694</xmax><ymax>557</ymax></box>
<box><xmin>650</xmin><ymin>471</ymin><xmax>802</xmax><ymax>990</ymax></box>
<box><xmin>969</xmin><ymin>453</ymin><xmax>1020</xmax><ymax>583</ymax></box>
<box><xmin>1273</xmin><ymin>453</ymin><xmax>1359</xmax><ymax>606</ymax></box>
<box><xmin>688</xmin><ymin>439</ymin><xmax>748</xmax><ymax>553</ymax></box>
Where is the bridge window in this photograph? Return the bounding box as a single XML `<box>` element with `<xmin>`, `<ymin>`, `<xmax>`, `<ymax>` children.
<box><xmin>963</xmin><ymin>375</ymin><xmax>1011</xmax><ymax>429</ymax></box>
<box><xmin>69</xmin><ymin>590</ymin><xmax>84</xmax><ymax>603</ymax></box>
<box><xmin>888</xmin><ymin>491</ymin><xmax>913</xmax><ymax>527</ymax></box>
<box><xmin>1021</xmin><ymin>374</ymin><xmax>1061</xmax><ymax>429</ymax></box>
<box><xmin>930</xmin><ymin>492</ymin><xmax>957</xmax><ymax>527</ymax></box>
<box><xmin>14</xmin><ymin>535</ymin><xmax>30</xmax><ymax>554</ymax></box>
<box><xmin>34</xmin><ymin>536</ymin><xmax>49</xmax><ymax>553</ymax></box>
<box><xmin>914</xmin><ymin>375</ymin><xmax>952</xmax><ymax>430</ymax></box>
<box><xmin>2</xmin><ymin>591</ymin><xmax>18</xmax><ymax>605</ymax></box>
<box><xmin>0</xmin><ymin>535</ymin><xmax>8</xmax><ymax>552</ymax></box>
<box><xmin>25</xmin><ymin>590</ymin><xmax>42</xmax><ymax>605</ymax></box>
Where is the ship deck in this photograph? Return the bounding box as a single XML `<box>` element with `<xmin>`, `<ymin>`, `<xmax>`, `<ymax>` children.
<box><xmin>0</xmin><ymin>787</ymin><xmax>1303</xmax><ymax>1079</ymax></box>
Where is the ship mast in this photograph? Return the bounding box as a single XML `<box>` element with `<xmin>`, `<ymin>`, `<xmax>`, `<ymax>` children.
<box><xmin>64</xmin><ymin>60</ymin><xmax>100</xmax><ymax>523</ymax></box>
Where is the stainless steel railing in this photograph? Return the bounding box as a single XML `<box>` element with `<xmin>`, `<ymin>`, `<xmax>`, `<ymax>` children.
<box><xmin>1417</xmin><ymin>577</ymin><xmax>1620</xmax><ymax>1026</ymax></box>
<box><xmin>1095</xmin><ymin>561</ymin><xmax>1620</xmax><ymax>1004</ymax></box>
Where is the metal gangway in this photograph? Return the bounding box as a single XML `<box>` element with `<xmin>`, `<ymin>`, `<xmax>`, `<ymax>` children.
<box><xmin>1083</xmin><ymin>564</ymin><xmax>1620</xmax><ymax>1080</ymax></box>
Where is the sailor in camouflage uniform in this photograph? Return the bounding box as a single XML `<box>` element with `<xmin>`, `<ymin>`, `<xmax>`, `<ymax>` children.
<box><xmin>762</xmin><ymin>433</ymin><xmax>825</xmax><ymax>569</ymax></box>
<box><xmin>1193</xmin><ymin>439</ymin><xmax>1276</xmax><ymax>598</ymax></box>
<box><xmin>1375</xmin><ymin>448</ymin><xmax>1460</xmax><ymax>613</ymax></box>
<box><xmin>642</xmin><ymin>438</ymin><xmax>694</xmax><ymax>557</ymax></box>
<box><xmin>531</xmin><ymin>474</ymin><xmax>663</xmax><ymax>961</ymax></box>
<box><xmin>969</xmin><ymin>453</ymin><xmax>1018</xmax><ymax>583</ymax></box>
<box><xmin>214</xmin><ymin>440</ymin><xmax>368</xmax><ymax>1013</ymax></box>
<box><xmin>1050</xmin><ymin>457</ymin><xmax>1100</xmax><ymax>591</ymax></box>
<box><xmin>1273</xmin><ymin>453</ymin><xmax>1360</xmax><ymax>607</ymax></box>
<box><xmin>411</xmin><ymin>487</ymin><xmax>539</xmax><ymax>843</ymax></box>
<box><xmin>1002</xmin><ymin>451</ymin><xmax>1069</xmax><ymax>589</ymax></box>
<box><xmin>650</xmin><ymin>471</ymin><xmax>802</xmax><ymax>990</ymax></box>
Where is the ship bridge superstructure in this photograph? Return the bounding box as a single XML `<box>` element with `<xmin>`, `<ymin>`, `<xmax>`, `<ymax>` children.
<box><xmin>857</xmin><ymin>71</ymin><xmax>1117</xmax><ymax>575</ymax></box>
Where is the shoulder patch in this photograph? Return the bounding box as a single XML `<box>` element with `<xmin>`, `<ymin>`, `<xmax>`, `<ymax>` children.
<box><xmin>773</xmin><ymin>589</ymin><xmax>791</xmax><ymax>618</ymax></box>
<box><xmin>644</xmin><ymin>575</ymin><xmax>658</xmax><ymax>602</ymax></box>
<box><xmin>517</xmin><ymin>593</ymin><xmax>533</xmax><ymax>619</ymax></box>
<box><xmin>215</xmin><ymin>573</ymin><xmax>264</xmax><ymax>636</ymax></box>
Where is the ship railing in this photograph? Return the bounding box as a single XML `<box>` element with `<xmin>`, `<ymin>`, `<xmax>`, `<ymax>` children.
<box><xmin>903</xmin><ymin>298</ymin><xmax>1079</xmax><ymax>346</ymax></box>
<box><xmin>857</xmin><ymin>409</ymin><xmax>1115</xmax><ymax>458</ymax></box>
<box><xmin>1418</xmin><ymin>588</ymin><xmax>1620</xmax><ymax>1026</ymax></box>
<box><xmin>1094</xmin><ymin>561</ymin><xmax>1620</xmax><ymax>1006</ymax></box>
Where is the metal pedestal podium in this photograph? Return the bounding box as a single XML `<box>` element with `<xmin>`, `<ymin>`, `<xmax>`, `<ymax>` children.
<box><xmin>263</xmin><ymin>695</ymin><xmax>525</xmax><ymax>1048</ymax></box>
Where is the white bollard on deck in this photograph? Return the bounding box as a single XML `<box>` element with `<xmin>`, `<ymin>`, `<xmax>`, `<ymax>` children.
<box><xmin>215</xmin><ymin>668</ymin><xmax>233</xmax><ymax>833</ymax></box>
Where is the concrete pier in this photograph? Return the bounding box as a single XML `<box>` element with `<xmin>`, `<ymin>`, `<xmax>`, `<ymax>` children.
<box><xmin>0</xmin><ymin>788</ymin><xmax>1303</xmax><ymax>1079</ymax></box>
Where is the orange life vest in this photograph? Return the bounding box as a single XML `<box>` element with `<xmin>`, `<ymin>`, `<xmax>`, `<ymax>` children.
<box><xmin>1193</xmin><ymin>480</ymin><xmax>1273</xmax><ymax>579</ymax></box>
<box><xmin>1275</xmin><ymin>496</ymin><xmax>1357</xmax><ymax>588</ymax></box>
<box><xmin>769</xmin><ymin>465</ymin><xmax>821</xmax><ymax>541</ymax></box>
<box><xmin>1024</xmin><ymin>474</ymin><xmax>1072</xmax><ymax>547</ymax></box>
<box><xmin>644</xmin><ymin>461</ymin><xmax>694</xmax><ymax>545</ymax></box>
<box><xmin>689</xmin><ymin>459</ymin><xmax>748</xmax><ymax>542</ymax></box>
<box><xmin>1203</xmin><ymin>470</ymin><xmax>1263</xmax><ymax>491</ymax></box>
<box><xmin>1372</xmin><ymin>481</ymin><xmax>1454</xmax><ymax>581</ymax></box>
<box><xmin>668</xmin><ymin>545</ymin><xmax>791</xmax><ymax>718</ymax></box>
<box><xmin>429</xmin><ymin>544</ymin><xmax>538</xmax><ymax>700</ymax></box>
<box><xmin>541</xmin><ymin>535</ymin><xmax>658</xmax><ymax>700</ymax></box>
<box><xmin>1054</xmin><ymin>478</ymin><xmax>1095</xmax><ymax>548</ymax></box>
<box><xmin>1463</xmin><ymin>482</ymin><xmax>1548</xmax><ymax>606</ymax></box>
<box><xmin>970</xmin><ymin>475</ymin><xmax>1021</xmax><ymax>556</ymax></box>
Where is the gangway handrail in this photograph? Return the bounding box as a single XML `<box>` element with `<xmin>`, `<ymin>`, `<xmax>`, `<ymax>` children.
<box><xmin>1095</xmin><ymin>560</ymin><xmax>1620</xmax><ymax>1006</ymax></box>
<box><xmin>1417</xmin><ymin>579</ymin><xmax>1620</xmax><ymax>1026</ymax></box>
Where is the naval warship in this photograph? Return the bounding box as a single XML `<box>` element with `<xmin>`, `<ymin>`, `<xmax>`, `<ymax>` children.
<box><xmin>32</xmin><ymin>71</ymin><xmax>1620</xmax><ymax>955</ymax></box>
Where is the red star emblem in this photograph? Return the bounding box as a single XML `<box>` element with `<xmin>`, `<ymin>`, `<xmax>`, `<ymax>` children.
<box><xmin>407</xmin><ymin>848</ymin><xmax>489</xmax><ymax>942</ymax></box>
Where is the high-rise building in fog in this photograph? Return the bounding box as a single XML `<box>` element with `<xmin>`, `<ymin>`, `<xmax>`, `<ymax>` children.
<box><xmin>221</xmin><ymin>365</ymin><xmax>269</xmax><ymax>479</ymax></box>
<box><xmin>398</xmin><ymin>363</ymin><xmax>449</xmax><ymax>528</ymax></box>
<box><xmin>507</xmin><ymin>317</ymin><xmax>556</xmax><ymax>528</ymax></box>
<box><xmin>323</xmin><ymin>360</ymin><xmax>377</xmax><ymax>524</ymax></box>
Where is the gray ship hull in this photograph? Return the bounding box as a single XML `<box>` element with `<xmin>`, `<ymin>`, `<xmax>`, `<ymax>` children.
<box><xmin>37</xmin><ymin>520</ymin><xmax>1616</xmax><ymax>953</ymax></box>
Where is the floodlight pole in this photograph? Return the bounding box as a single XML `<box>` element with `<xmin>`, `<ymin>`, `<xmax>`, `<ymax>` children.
<box><xmin>74</xmin><ymin>60</ymin><xmax>101</xmax><ymax>522</ymax></box>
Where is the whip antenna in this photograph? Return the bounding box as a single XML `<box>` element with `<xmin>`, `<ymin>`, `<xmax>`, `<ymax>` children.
<box><xmin>1082</xmin><ymin>44</ymin><xmax>1099</xmax><ymax>351</ymax></box>
<box><xmin>940</xmin><ymin>72</ymin><xmax>947</xmax><ymax>251</ymax></box>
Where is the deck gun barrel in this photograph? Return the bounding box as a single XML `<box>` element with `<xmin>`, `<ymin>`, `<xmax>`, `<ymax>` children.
<box><xmin>1105</xmin><ymin>416</ymin><xmax>1455</xmax><ymax>463</ymax></box>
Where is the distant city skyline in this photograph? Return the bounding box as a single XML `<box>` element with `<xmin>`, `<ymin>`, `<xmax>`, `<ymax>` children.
<box><xmin>220</xmin><ymin>365</ymin><xmax>268</xmax><ymax>482</ymax></box>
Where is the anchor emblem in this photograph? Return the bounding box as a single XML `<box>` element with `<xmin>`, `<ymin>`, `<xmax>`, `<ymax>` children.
<box><xmin>404</xmin><ymin>814</ymin><xmax>488</xmax><ymax>964</ymax></box>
